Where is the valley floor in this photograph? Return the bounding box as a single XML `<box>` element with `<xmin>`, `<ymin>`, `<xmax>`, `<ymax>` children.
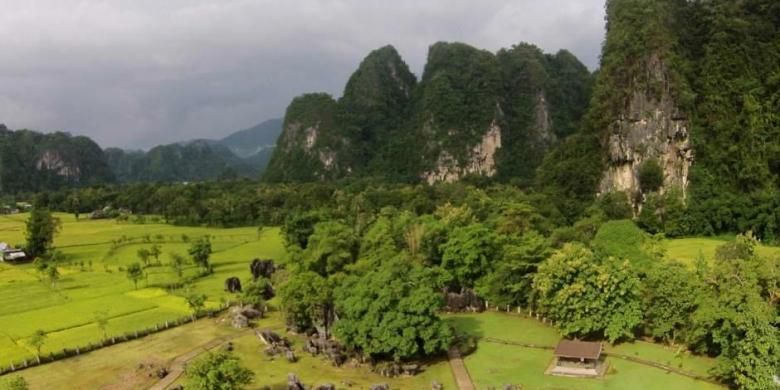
<box><xmin>0</xmin><ymin>214</ymin><xmax>760</xmax><ymax>389</ymax></box>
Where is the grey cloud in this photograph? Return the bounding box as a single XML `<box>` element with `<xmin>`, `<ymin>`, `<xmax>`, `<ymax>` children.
<box><xmin>0</xmin><ymin>0</ymin><xmax>605</xmax><ymax>149</ymax></box>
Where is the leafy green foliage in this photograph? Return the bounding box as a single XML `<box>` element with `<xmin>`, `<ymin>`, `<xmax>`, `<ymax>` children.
<box><xmin>25</xmin><ymin>206</ymin><xmax>60</xmax><ymax>259</ymax></box>
<box><xmin>642</xmin><ymin>261</ymin><xmax>700</xmax><ymax>343</ymax></box>
<box><xmin>188</xmin><ymin>236</ymin><xmax>213</xmax><ymax>270</ymax></box>
<box><xmin>638</xmin><ymin>159</ymin><xmax>664</xmax><ymax>194</ymax></box>
<box><xmin>1</xmin><ymin>376</ymin><xmax>29</xmax><ymax>390</ymax></box>
<box><xmin>688</xmin><ymin>235</ymin><xmax>779</xmax><ymax>389</ymax></box>
<box><xmin>278</xmin><ymin>271</ymin><xmax>331</xmax><ymax>334</ymax></box>
<box><xmin>533</xmin><ymin>243</ymin><xmax>643</xmax><ymax>343</ymax></box>
<box><xmin>28</xmin><ymin>329</ymin><xmax>46</xmax><ymax>360</ymax></box>
<box><xmin>126</xmin><ymin>263</ymin><xmax>144</xmax><ymax>289</ymax></box>
<box><xmin>591</xmin><ymin>219</ymin><xmax>656</xmax><ymax>268</ymax></box>
<box><xmin>334</xmin><ymin>256</ymin><xmax>453</xmax><ymax>361</ymax></box>
<box><xmin>186</xmin><ymin>351</ymin><xmax>254</xmax><ymax>390</ymax></box>
<box><xmin>476</xmin><ymin>231</ymin><xmax>552</xmax><ymax>308</ymax></box>
<box><xmin>0</xmin><ymin>126</ymin><xmax>113</xmax><ymax>194</ymax></box>
<box><xmin>440</xmin><ymin>223</ymin><xmax>500</xmax><ymax>288</ymax></box>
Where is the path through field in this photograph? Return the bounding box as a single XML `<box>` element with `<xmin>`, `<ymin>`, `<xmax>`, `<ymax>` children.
<box><xmin>148</xmin><ymin>332</ymin><xmax>245</xmax><ymax>390</ymax></box>
<box><xmin>448</xmin><ymin>347</ymin><xmax>475</xmax><ymax>390</ymax></box>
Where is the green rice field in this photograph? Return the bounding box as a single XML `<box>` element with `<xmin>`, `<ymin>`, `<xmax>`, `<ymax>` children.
<box><xmin>0</xmin><ymin>213</ymin><xmax>285</xmax><ymax>365</ymax></box>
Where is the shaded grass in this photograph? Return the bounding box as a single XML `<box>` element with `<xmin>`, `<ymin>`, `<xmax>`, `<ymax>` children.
<box><xmin>665</xmin><ymin>236</ymin><xmax>780</xmax><ymax>264</ymax></box>
<box><xmin>446</xmin><ymin>312</ymin><xmax>723</xmax><ymax>390</ymax></box>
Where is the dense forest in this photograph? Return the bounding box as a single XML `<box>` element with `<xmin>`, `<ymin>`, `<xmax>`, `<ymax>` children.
<box><xmin>23</xmin><ymin>179</ymin><xmax>779</xmax><ymax>389</ymax></box>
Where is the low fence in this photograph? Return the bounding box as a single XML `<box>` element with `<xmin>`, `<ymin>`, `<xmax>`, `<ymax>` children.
<box><xmin>0</xmin><ymin>304</ymin><xmax>230</xmax><ymax>377</ymax></box>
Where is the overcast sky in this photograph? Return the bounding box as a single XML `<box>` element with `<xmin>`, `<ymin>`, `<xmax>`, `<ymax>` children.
<box><xmin>0</xmin><ymin>0</ymin><xmax>606</xmax><ymax>149</ymax></box>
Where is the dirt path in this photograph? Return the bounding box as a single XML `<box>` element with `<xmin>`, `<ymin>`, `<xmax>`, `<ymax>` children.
<box><xmin>147</xmin><ymin>335</ymin><xmax>238</xmax><ymax>390</ymax></box>
<box><xmin>448</xmin><ymin>347</ymin><xmax>476</xmax><ymax>390</ymax></box>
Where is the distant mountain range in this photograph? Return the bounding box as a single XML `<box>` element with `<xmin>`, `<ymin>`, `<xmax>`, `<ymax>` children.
<box><xmin>0</xmin><ymin>118</ymin><xmax>282</xmax><ymax>192</ymax></box>
<box><xmin>108</xmin><ymin>118</ymin><xmax>283</xmax><ymax>183</ymax></box>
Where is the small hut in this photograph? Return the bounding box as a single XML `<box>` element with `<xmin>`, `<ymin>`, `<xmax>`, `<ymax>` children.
<box><xmin>548</xmin><ymin>340</ymin><xmax>605</xmax><ymax>377</ymax></box>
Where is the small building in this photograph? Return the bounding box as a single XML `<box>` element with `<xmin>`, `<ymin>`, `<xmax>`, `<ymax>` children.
<box><xmin>547</xmin><ymin>340</ymin><xmax>606</xmax><ymax>377</ymax></box>
<box><xmin>0</xmin><ymin>242</ymin><xmax>27</xmax><ymax>262</ymax></box>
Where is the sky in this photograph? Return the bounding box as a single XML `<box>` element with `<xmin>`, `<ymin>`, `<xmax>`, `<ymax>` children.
<box><xmin>0</xmin><ymin>0</ymin><xmax>606</xmax><ymax>149</ymax></box>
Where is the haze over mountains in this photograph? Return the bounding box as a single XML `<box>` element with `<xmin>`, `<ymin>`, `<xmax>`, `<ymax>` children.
<box><xmin>0</xmin><ymin>118</ymin><xmax>282</xmax><ymax>192</ymax></box>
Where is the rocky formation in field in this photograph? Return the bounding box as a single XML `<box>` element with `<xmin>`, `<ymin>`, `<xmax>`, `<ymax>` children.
<box><xmin>264</xmin><ymin>42</ymin><xmax>592</xmax><ymax>183</ymax></box>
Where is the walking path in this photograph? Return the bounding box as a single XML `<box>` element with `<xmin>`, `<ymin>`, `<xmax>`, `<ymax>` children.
<box><xmin>148</xmin><ymin>335</ymin><xmax>238</xmax><ymax>390</ymax></box>
<box><xmin>447</xmin><ymin>347</ymin><xmax>476</xmax><ymax>390</ymax></box>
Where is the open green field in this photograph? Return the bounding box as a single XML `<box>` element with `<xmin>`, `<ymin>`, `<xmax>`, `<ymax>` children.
<box><xmin>13</xmin><ymin>310</ymin><xmax>456</xmax><ymax>390</ymax></box>
<box><xmin>665</xmin><ymin>236</ymin><xmax>780</xmax><ymax>264</ymax></box>
<box><xmin>0</xmin><ymin>213</ymin><xmax>285</xmax><ymax>364</ymax></box>
<box><xmin>446</xmin><ymin>312</ymin><xmax>723</xmax><ymax>390</ymax></box>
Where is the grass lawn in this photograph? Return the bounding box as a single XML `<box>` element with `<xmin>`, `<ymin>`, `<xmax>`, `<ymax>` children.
<box><xmin>193</xmin><ymin>311</ymin><xmax>457</xmax><ymax>390</ymax></box>
<box><xmin>0</xmin><ymin>213</ymin><xmax>285</xmax><ymax>364</ymax></box>
<box><xmin>446</xmin><ymin>312</ymin><xmax>723</xmax><ymax>390</ymax></box>
<box><xmin>665</xmin><ymin>236</ymin><xmax>780</xmax><ymax>264</ymax></box>
<box><xmin>13</xmin><ymin>310</ymin><xmax>456</xmax><ymax>390</ymax></box>
<box><xmin>13</xmin><ymin>316</ymin><xmax>241</xmax><ymax>390</ymax></box>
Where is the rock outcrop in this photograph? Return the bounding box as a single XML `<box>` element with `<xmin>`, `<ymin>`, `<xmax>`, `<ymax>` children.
<box><xmin>264</xmin><ymin>42</ymin><xmax>592</xmax><ymax>184</ymax></box>
<box><xmin>423</xmin><ymin>121</ymin><xmax>502</xmax><ymax>184</ymax></box>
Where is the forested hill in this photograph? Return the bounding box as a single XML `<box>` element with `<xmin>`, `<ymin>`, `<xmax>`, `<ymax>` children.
<box><xmin>105</xmin><ymin>140</ymin><xmax>257</xmax><ymax>183</ymax></box>
<box><xmin>0</xmin><ymin>124</ymin><xmax>113</xmax><ymax>193</ymax></box>
<box><xmin>0</xmin><ymin>119</ymin><xmax>282</xmax><ymax>192</ymax></box>
<box><xmin>108</xmin><ymin>119</ymin><xmax>283</xmax><ymax>183</ymax></box>
<box><xmin>538</xmin><ymin>0</ymin><xmax>780</xmax><ymax>229</ymax></box>
<box><xmin>264</xmin><ymin>44</ymin><xmax>593</xmax><ymax>183</ymax></box>
<box><xmin>265</xmin><ymin>0</ymin><xmax>780</xmax><ymax>237</ymax></box>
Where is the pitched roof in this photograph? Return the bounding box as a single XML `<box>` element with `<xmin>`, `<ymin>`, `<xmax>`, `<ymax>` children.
<box><xmin>554</xmin><ymin>340</ymin><xmax>602</xmax><ymax>360</ymax></box>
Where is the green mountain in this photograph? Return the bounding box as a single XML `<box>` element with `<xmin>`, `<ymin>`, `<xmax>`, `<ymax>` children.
<box><xmin>264</xmin><ymin>43</ymin><xmax>593</xmax><ymax>183</ymax></box>
<box><xmin>0</xmin><ymin>124</ymin><xmax>113</xmax><ymax>193</ymax></box>
<box><xmin>539</xmin><ymin>0</ymin><xmax>780</xmax><ymax>224</ymax></box>
<box><xmin>105</xmin><ymin>140</ymin><xmax>257</xmax><ymax>183</ymax></box>
<box><xmin>219</xmin><ymin>118</ymin><xmax>282</xmax><ymax>162</ymax></box>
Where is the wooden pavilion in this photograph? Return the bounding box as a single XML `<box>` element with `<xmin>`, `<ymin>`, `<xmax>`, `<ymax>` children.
<box><xmin>547</xmin><ymin>340</ymin><xmax>606</xmax><ymax>377</ymax></box>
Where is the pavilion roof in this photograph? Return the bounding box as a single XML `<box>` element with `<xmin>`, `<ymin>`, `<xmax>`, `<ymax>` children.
<box><xmin>554</xmin><ymin>340</ymin><xmax>602</xmax><ymax>360</ymax></box>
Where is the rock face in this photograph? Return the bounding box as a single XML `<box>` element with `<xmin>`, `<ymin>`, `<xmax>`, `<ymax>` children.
<box><xmin>0</xmin><ymin>127</ymin><xmax>114</xmax><ymax>193</ymax></box>
<box><xmin>423</xmin><ymin>121</ymin><xmax>502</xmax><ymax>184</ymax></box>
<box><xmin>264</xmin><ymin>42</ymin><xmax>592</xmax><ymax>184</ymax></box>
<box><xmin>598</xmin><ymin>57</ymin><xmax>693</xmax><ymax>200</ymax></box>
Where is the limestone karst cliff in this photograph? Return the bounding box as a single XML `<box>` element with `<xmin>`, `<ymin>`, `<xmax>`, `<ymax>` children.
<box><xmin>0</xmin><ymin>125</ymin><xmax>114</xmax><ymax>193</ymax></box>
<box><xmin>264</xmin><ymin>42</ymin><xmax>593</xmax><ymax>183</ymax></box>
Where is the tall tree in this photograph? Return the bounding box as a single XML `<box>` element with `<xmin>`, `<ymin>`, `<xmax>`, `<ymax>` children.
<box><xmin>533</xmin><ymin>243</ymin><xmax>643</xmax><ymax>343</ymax></box>
<box><xmin>28</xmin><ymin>329</ymin><xmax>47</xmax><ymax>364</ymax></box>
<box><xmin>188</xmin><ymin>236</ymin><xmax>212</xmax><ymax>270</ymax></box>
<box><xmin>186</xmin><ymin>351</ymin><xmax>254</xmax><ymax>390</ymax></box>
<box><xmin>334</xmin><ymin>256</ymin><xmax>453</xmax><ymax>361</ymax></box>
<box><xmin>25</xmin><ymin>206</ymin><xmax>60</xmax><ymax>259</ymax></box>
<box><xmin>126</xmin><ymin>263</ymin><xmax>144</xmax><ymax>289</ymax></box>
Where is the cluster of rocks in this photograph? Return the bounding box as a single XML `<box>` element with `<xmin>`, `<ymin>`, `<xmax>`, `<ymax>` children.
<box><xmin>283</xmin><ymin>373</ymin><xmax>444</xmax><ymax>390</ymax></box>
<box><xmin>373</xmin><ymin>362</ymin><xmax>420</xmax><ymax>377</ymax></box>
<box><xmin>136</xmin><ymin>362</ymin><xmax>168</xmax><ymax>379</ymax></box>
<box><xmin>303</xmin><ymin>333</ymin><xmax>346</xmax><ymax>366</ymax></box>
<box><xmin>224</xmin><ymin>277</ymin><xmax>242</xmax><ymax>293</ymax></box>
<box><xmin>442</xmin><ymin>287</ymin><xmax>484</xmax><ymax>312</ymax></box>
<box><xmin>284</xmin><ymin>373</ymin><xmax>336</xmax><ymax>390</ymax></box>
<box><xmin>251</xmin><ymin>258</ymin><xmax>276</xmax><ymax>280</ymax></box>
<box><xmin>259</xmin><ymin>330</ymin><xmax>297</xmax><ymax>363</ymax></box>
<box><xmin>229</xmin><ymin>304</ymin><xmax>262</xmax><ymax>328</ymax></box>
